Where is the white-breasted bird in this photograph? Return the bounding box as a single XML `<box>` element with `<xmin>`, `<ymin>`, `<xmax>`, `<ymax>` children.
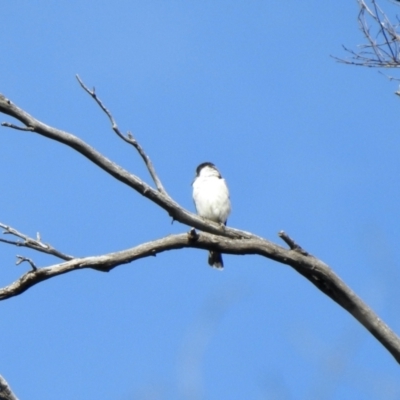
<box><xmin>192</xmin><ymin>162</ymin><xmax>231</xmax><ymax>269</ymax></box>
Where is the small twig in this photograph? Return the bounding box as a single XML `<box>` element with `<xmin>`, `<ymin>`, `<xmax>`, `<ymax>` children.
<box><xmin>278</xmin><ymin>231</ymin><xmax>309</xmax><ymax>256</ymax></box>
<box><xmin>378</xmin><ymin>70</ymin><xmax>400</xmax><ymax>81</ymax></box>
<box><xmin>16</xmin><ymin>255</ymin><xmax>37</xmax><ymax>271</ymax></box>
<box><xmin>1</xmin><ymin>224</ymin><xmax>47</xmax><ymax>247</ymax></box>
<box><xmin>75</xmin><ymin>75</ymin><xmax>168</xmax><ymax>195</ymax></box>
<box><xmin>0</xmin><ymin>223</ymin><xmax>73</xmax><ymax>261</ymax></box>
<box><xmin>1</xmin><ymin>122</ymin><xmax>33</xmax><ymax>131</ymax></box>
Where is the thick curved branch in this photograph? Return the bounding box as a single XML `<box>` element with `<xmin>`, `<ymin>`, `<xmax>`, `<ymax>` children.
<box><xmin>0</xmin><ymin>229</ymin><xmax>400</xmax><ymax>365</ymax></box>
<box><xmin>0</xmin><ymin>93</ymin><xmax>252</xmax><ymax>241</ymax></box>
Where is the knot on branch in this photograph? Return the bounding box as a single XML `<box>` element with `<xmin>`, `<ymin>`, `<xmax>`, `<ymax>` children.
<box><xmin>187</xmin><ymin>228</ymin><xmax>200</xmax><ymax>242</ymax></box>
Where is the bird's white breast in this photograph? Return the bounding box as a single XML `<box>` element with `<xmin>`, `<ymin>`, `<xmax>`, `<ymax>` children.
<box><xmin>193</xmin><ymin>175</ymin><xmax>231</xmax><ymax>224</ymax></box>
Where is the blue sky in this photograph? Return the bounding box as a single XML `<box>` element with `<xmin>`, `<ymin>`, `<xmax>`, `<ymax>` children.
<box><xmin>1</xmin><ymin>1</ymin><xmax>400</xmax><ymax>399</ymax></box>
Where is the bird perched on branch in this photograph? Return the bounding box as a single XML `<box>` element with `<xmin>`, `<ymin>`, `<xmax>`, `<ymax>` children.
<box><xmin>192</xmin><ymin>162</ymin><xmax>231</xmax><ymax>269</ymax></box>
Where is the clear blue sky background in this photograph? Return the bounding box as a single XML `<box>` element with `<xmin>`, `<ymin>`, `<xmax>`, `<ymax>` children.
<box><xmin>1</xmin><ymin>1</ymin><xmax>400</xmax><ymax>399</ymax></box>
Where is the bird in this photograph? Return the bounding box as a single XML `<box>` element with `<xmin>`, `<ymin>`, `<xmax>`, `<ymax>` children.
<box><xmin>192</xmin><ymin>162</ymin><xmax>231</xmax><ymax>269</ymax></box>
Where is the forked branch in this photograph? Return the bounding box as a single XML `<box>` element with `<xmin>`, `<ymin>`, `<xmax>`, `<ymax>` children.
<box><xmin>335</xmin><ymin>0</ymin><xmax>400</xmax><ymax>69</ymax></box>
<box><xmin>0</xmin><ymin>223</ymin><xmax>72</xmax><ymax>261</ymax></box>
<box><xmin>75</xmin><ymin>75</ymin><xmax>167</xmax><ymax>195</ymax></box>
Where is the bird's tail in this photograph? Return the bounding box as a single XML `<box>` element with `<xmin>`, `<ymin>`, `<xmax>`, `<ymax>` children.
<box><xmin>208</xmin><ymin>251</ymin><xmax>224</xmax><ymax>269</ymax></box>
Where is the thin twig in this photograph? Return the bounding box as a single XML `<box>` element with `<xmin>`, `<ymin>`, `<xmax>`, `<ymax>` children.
<box><xmin>16</xmin><ymin>255</ymin><xmax>37</xmax><ymax>271</ymax></box>
<box><xmin>0</xmin><ymin>223</ymin><xmax>73</xmax><ymax>261</ymax></box>
<box><xmin>75</xmin><ymin>75</ymin><xmax>168</xmax><ymax>195</ymax></box>
<box><xmin>373</xmin><ymin>0</ymin><xmax>395</xmax><ymax>59</ymax></box>
<box><xmin>1</xmin><ymin>122</ymin><xmax>33</xmax><ymax>131</ymax></box>
<box><xmin>378</xmin><ymin>69</ymin><xmax>400</xmax><ymax>81</ymax></box>
<box><xmin>278</xmin><ymin>230</ymin><xmax>309</xmax><ymax>256</ymax></box>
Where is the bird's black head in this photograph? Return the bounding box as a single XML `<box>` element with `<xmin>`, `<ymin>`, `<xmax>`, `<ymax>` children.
<box><xmin>195</xmin><ymin>162</ymin><xmax>216</xmax><ymax>176</ymax></box>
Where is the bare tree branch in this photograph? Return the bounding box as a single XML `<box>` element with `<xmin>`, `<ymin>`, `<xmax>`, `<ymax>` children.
<box><xmin>335</xmin><ymin>0</ymin><xmax>400</xmax><ymax>69</ymax></box>
<box><xmin>75</xmin><ymin>75</ymin><xmax>168</xmax><ymax>195</ymax></box>
<box><xmin>0</xmin><ymin>223</ymin><xmax>73</xmax><ymax>261</ymax></box>
<box><xmin>1</xmin><ymin>87</ymin><xmax>400</xmax><ymax>367</ymax></box>
<box><xmin>0</xmin><ymin>375</ymin><xmax>18</xmax><ymax>400</ymax></box>
<box><xmin>0</xmin><ymin>93</ymin><xmax>250</xmax><ymax>241</ymax></box>
<box><xmin>0</xmin><ymin>226</ymin><xmax>399</xmax><ymax>365</ymax></box>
